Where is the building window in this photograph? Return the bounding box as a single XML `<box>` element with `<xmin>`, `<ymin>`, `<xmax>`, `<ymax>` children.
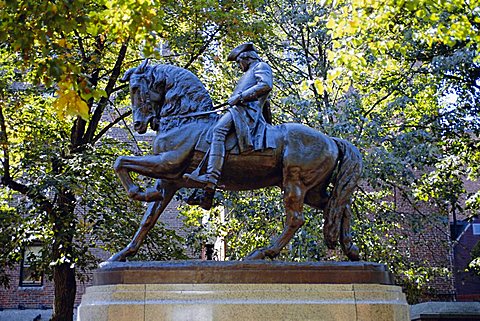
<box><xmin>19</xmin><ymin>244</ymin><xmax>43</xmax><ymax>287</ymax></box>
<box><xmin>473</xmin><ymin>224</ymin><xmax>480</xmax><ymax>236</ymax></box>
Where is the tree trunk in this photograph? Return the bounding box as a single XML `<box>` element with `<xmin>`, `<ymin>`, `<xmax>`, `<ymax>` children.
<box><xmin>51</xmin><ymin>263</ymin><xmax>76</xmax><ymax>321</ymax></box>
<box><xmin>50</xmin><ymin>188</ymin><xmax>77</xmax><ymax>321</ymax></box>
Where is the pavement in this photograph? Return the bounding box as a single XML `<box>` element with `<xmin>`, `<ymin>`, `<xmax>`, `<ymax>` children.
<box><xmin>0</xmin><ymin>309</ymin><xmax>77</xmax><ymax>321</ymax></box>
<box><xmin>411</xmin><ymin>301</ymin><xmax>480</xmax><ymax>320</ymax></box>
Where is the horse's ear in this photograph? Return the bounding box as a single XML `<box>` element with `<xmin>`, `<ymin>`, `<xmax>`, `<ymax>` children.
<box><xmin>120</xmin><ymin>67</ymin><xmax>136</xmax><ymax>83</ymax></box>
<box><xmin>137</xmin><ymin>58</ymin><xmax>150</xmax><ymax>73</ymax></box>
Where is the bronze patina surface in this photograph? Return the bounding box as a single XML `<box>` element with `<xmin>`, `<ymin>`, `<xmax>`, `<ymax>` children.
<box><xmin>111</xmin><ymin>43</ymin><xmax>363</xmax><ymax>263</ymax></box>
<box><xmin>94</xmin><ymin>261</ymin><xmax>394</xmax><ymax>285</ymax></box>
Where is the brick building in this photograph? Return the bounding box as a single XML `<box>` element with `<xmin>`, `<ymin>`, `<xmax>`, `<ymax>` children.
<box><xmin>452</xmin><ymin>218</ymin><xmax>480</xmax><ymax>301</ymax></box>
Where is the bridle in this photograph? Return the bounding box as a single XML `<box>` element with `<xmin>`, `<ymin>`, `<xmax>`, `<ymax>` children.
<box><xmin>135</xmin><ymin>72</ymin><xmax>229</xmax><ymax>130</ymax></box>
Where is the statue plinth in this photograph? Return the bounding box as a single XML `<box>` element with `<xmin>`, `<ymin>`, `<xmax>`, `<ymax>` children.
<box><xmin>93</xmin><ymin>260</ymin><xmax>394</xmax><ymax>285</ymax></box>
<box><xmin>77</xmin><ymin>261</ymin><xmax>410</xmax><ymax>321</ymax></box>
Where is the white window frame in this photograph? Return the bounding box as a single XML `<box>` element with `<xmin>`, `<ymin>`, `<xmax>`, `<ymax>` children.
<box><xmin>19</xmin><ymin>244</ymin><xmax>43</xmax><ymax>287</ymax></box>
<box><xmin>473</xmin><ymin>224</ymin><xmax>480</xmax><ymax>235</ymax></box>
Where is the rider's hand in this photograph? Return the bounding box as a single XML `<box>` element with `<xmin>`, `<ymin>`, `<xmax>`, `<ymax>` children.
<box><xmin>228</xmin><ymin>93</ymin><xmax>242</xmax><ymax>106</ymax></box>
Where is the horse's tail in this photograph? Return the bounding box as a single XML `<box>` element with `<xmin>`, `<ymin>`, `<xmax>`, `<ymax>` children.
<box><xmin>323</xmin><ymin>137</ymin><xmax>363</xmax><ymax>250</ymax></box>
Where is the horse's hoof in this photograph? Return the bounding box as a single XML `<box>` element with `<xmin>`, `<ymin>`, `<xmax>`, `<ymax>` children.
<box><xmin>107</xmin><ymin>252</ymin><xmax>127</xmax><ymax>262</ymax></box>
<box><xmin>244</xmin><ymin>249</ymin><xmax>266</xmax><ymax>260</ymax></box>
<box><xmin>127</xmin><ymin>186</ymin><xmax>141</xmax><ymax>199</ymax></box>
<box><xmin>346</xmin><ymin>244</ymin><xmax>360</xmax><ymax>261</ymax></box>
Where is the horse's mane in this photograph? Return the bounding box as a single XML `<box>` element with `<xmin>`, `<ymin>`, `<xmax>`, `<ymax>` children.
<box><xmin>149</xmin><ymin>64</ymin><xmax>214</xmax><ymax>117</ymax></box>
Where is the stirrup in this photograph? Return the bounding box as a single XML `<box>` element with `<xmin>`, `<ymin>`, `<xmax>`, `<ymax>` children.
<box><xmin>183</xmin><ymin>172</ymin><xmax>217</xmax><ymax>190</ymax></box>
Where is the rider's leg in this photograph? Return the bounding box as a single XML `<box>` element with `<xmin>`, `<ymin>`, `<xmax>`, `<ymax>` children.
<box><xmin>206</xmin><ymin>115</ymin><xmax>230</xmax><ymax>187</ymax></box>
<box><xmin>184</xmin><ymin>112</ymin><xmax>232</xmax><ymax>189</ymax></box>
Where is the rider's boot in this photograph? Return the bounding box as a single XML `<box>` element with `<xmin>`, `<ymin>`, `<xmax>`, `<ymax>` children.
<box><xmin>184</xmin><ymin>141</ymin><xmax>225</xmax><ymax>191</ymax></box>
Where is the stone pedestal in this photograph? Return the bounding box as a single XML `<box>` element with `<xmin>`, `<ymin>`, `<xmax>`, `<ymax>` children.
<box><xmin>77</xmin><ymin>261</ymin><xmax>410</xmax><ymax>321</ymax></box>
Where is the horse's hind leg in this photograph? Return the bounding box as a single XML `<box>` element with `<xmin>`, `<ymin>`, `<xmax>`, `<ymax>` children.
<box><xmin>108</xmin><ymin>181</ymin><xmax>177</xmax><ymax>262</ymax></box>
<box><xmin>339</xmin><ymin>203</ymin><xmax>360</xmax><ymax>261</ymax></box>
<box><xmin>245</xmin><ymin>167</ymin><xmax>306</xmax><ymax>260</ymax></box>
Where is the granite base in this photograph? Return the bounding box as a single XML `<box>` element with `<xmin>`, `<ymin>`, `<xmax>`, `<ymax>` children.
<box><xmin>77</xmin><ymin>261</ymin><xmax>410</xmax><ymax>321</ymax></box>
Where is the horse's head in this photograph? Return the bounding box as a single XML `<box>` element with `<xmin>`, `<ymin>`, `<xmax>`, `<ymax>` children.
<box><xmin>120</xmin><ymin>59</ymin><xmax>162</xmax><ymax>134</ymax></box>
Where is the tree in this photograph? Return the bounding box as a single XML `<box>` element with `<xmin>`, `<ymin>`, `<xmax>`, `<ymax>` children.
<box><xmin>0</xmin><ymin>0</ymin><xmax>267</xmax><ymax>320</ymax></box>
<box><xmin>327</xmin><ymin>0</ymin><xmax>480</xmax><ymax>291</ymax></box>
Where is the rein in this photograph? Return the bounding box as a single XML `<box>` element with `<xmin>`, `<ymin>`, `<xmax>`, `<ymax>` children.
<box><xmin>159</xmin><ymin>102</ymin><xmax>229</xmax><ymax>121</ymax></box>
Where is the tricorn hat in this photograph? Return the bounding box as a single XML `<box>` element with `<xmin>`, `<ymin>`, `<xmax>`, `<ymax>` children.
<box><xmin>227</xmin><ymin>42</ymin><xmax>256</xmax><ymax>61</ymax></box>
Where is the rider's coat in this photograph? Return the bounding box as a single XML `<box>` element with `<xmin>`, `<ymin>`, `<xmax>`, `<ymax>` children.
<box><xmin>229</xmin><ymin>60</ymin><xmax>276</xmax><ymax>152</ymax></box>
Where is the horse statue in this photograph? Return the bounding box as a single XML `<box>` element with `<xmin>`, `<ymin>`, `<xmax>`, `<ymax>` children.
<box><xmin>109</xmin><ymin>59</ymin><xmax>363</xmax><ymax>262</ymax></box>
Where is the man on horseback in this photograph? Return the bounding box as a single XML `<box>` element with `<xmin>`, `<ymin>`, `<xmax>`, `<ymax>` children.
<box><xmin>184</xmin><ymin>42</ymin><xmax>274</xmax><ymax>205</ymax></box>
<box><xmin>114</xmin><ymin>53</ymin><xmax>362</xmax><ymax>262</ymax></box>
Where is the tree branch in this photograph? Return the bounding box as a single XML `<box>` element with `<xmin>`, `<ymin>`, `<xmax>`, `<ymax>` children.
<box><xmin>184</xmin><ymin>26</ymin><xmax>223</xmax><ymax>70</ymax></box>
<box><xmin>83</xmin><ymin>41</ymin><xmax>129</xmax><ymax>144</ymax></box>
<box><xmin>0</xmin><ymin>105</ymin><xmax>53</xmax><ymax>213</ymax></box>
<box><xmin>74</xmin><ymin>30</ymin><xmax>88</xmax><ymax>63</ymax></box>
<box><xmin>92</xmin><ymin>109</ymin><xmax>132</xmax><ymax>144</ymax></box>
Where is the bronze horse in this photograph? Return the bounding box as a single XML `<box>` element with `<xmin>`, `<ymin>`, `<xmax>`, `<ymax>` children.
<box><xmin>109</xmin><ymin>60</ymin><xmax>363</xmax><ymax>262</ymax></box>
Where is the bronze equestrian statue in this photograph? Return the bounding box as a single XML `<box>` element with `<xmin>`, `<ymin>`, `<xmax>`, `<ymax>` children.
<box><xmin>109</xmin><ymin>43</ymin><xmax>363</xmax><ymax>262</ymax></box>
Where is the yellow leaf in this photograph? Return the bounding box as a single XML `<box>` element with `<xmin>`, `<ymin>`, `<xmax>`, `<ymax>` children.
<box><xmin>344</xmin><ymin>23</ymin><xmax>355</xmax><ymax>34</ymax></box>
<box><xmin>76</xmin><ymin>100</ymin><xmax>90</xmax><ymax>120</ymax></box>
<box><xmin>300</xmin><ymin>80</ymin><xmax>309</xmax><ymax>92</ymax></box>
<box><xmin>314</xmin><ymin>79</ymin><xmax>325</xmax><ymax>95</ymax></box>
<box><xmin>326</xmin><ymin>18</ymin><xmax>336</xmax><ymax>30</ymax></box>
<box><xmin>53</xmin><ymin>81</ymin><xmax>90</xmax><ymax>121</ymax></box>
<box><xmin>327</xmin><ymin>50</ymin><xmax>336</xmax><ymax>62</ymax></box>
<box><xmin>352</xmin><ymin>0</ymin><xmax>365</xmax><ymax>7</ymax></box>
<box><xmin>430</xmin><ymin>13</ymin><xmax>439</xmax><ymax>22</ymax></box>
<box><xmin>327</xmin><ymin>67</ymin><xmax>343</xmax><ymax>83</ymax></box>
<box><xmin>348</xmin><ymin>17</ymin><xmax>359</xmax><ymax>29</ymax></box>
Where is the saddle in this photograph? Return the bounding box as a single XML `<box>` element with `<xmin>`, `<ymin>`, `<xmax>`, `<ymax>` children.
<box><xmin>194</xmin><ymin>121</ymin><xmax>278</xmax><ymax>155</ymax></box>
<box><xmin>185</xmin><ymin>122</ymin><xmax>279</xmax><ymax>210</ymax></box>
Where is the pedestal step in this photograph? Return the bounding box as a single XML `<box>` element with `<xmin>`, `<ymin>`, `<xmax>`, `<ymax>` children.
<box><xmin>78</xmin><ymin>283</ymin><xmax>409</xmax><ymax>321</ymax></box>
<box><xmin>77</xmin><ymin>261</ymin><xmax>410</xmax><ymax>321</ymax></box>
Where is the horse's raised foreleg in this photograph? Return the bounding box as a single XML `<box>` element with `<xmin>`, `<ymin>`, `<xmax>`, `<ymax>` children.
<box><xmin>114</xmin><ymin>152</ymin><xmax>185</xmax><ymax>201</ymax></box>
<box><xmin>108</xmin><ymin>182</ymin><xmax>177</xmax><ymax>262</ymax></box>
<box><xmin>245</xmin><ymin>167</ymin><xmax>306</xmax><ymax>260</ymax></box>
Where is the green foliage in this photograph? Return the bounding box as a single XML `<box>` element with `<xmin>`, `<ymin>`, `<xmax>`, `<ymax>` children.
<box><xmin>324</xmin><ymin>0</ymin><xmax>479</xmax><ymax>301</ymax></box>
<box><xmin>181</xmin><ymin>188</ymin><xmax>328</xmax><ymax>262</ymax></box>
<box><xmin>0</xmin><ymin>191</ymin><xmax>22</xmax><ymax>287</ymax></box>
<box><xmin>470</xmin><ymin>240</ymin><xmax>480</xmax><ymax>276</ymax></box>
<box><xmin>221</xmin><ymin>189</ymin><xmax>285</xmax><ymax>260</ymax></box>
<box><xmin>180</xmin><ymin>201</ymin><xmax>226</xmax><ymax>258</ymax></box>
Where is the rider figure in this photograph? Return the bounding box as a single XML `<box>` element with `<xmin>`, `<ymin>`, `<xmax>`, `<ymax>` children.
<box><xmin>184</xmin><ymin>42</ymin><xmax>273</xmax><ymax>195</ymax></box>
